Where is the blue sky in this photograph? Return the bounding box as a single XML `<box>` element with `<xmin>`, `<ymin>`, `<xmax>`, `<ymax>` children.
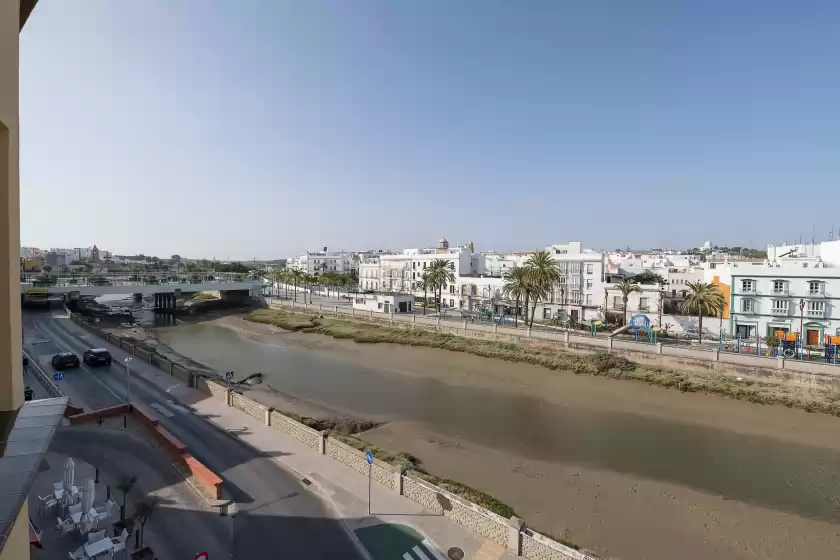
<box><xmin>19</xmin><ymin>1</ymin><xmax>840</xmax><ymax>259</ymax></box>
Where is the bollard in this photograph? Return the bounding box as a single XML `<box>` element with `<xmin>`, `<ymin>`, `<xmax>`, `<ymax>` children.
<box><xmin>506</xmin><ymin>516</ymin><xmax>524</xmax><ymax>554</ymax></box>
<box><xmin>319</xmin><ymin>431</ymin><xmax>328</xmax><ymax>455</ymax></box>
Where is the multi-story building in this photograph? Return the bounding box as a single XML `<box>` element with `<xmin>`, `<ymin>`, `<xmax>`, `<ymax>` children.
<box><xmin>707</xmin><ymin>240</ymin><xmax>840</xmax><ymax>341</ymax></box>
<box><xmin>287</xmin><ymin>247</ymin><xmax>366</xmax><ymax>276</ymax></box>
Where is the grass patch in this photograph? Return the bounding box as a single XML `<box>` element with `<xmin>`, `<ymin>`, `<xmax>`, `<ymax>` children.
<box><xmin>191</xmin><ymin>292</ymin><xmax>219</xmax><ymax>301</ymax></box>
<box><xmin>248</xmin><ymin>308</ymin><xmax>319</xmax><ymax>331</ymax></box>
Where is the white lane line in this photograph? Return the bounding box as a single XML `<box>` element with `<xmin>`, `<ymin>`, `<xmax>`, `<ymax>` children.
<box><xmin>149</xmin><ymin>403</ymin><xmax>174</xmax><ymax>418</ymax></box>
<box><xmin>33</xmin><ymin>319</ymin><xmax>125</xmax><ymax>404</ymax></box>
<box><xmin>412</xmin><ymin>545</ymin><xmax>431</xmax><ymax>560</ymax></box>
<box><xmin>165</xmin><ymin>400</ymin><xmax>190</xmax><ymax>414</ymax></box>
<box><xmin>165</xmin><ymin>384</ymin><xmax>182</xmax><ymax>393</ymax></box>
<box><xmin>402</xmin><ymin>554</ymin><xmax>414</xmax><ymax>560</ymax></box>
<box><xmin>421</xmin><ymin>540</ymin><xmax>447</xmax><ymax>560</ymax></box>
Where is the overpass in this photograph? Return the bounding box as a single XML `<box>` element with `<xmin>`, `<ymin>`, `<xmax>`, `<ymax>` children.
<box><xmin>20</xmin><ymin>272</ymin><xmax>266</xmax><ymax>305</ymax></box>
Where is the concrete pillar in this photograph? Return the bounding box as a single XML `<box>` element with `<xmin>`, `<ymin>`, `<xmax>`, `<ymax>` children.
<box><xmin>436</xmin><ymin>317</ymin><xmax>441</xmax><ymax>328</ymax></box>
<box><xmin>0</xmin><ymin>0</ymin><xmax>25</xmax><ymax>414</ymax></box>
<box><xmin>319</xmin><ymin>430</ymin><xmax>328</xmax><ymax>455</ymax></box>
<box><xmin>351</xmin><ymin>308</ymin><xmax>355</xmax><ymax>316</ymax></box>
<box><xmin>776</xmin><ymin>356</ymin><xmax>785</xmax><ymax>369</ymax></box>
<box><xmin>506</xmin><ymin>516</ymin><xmax>525</xmax><ymax>554</ymax></box>
<box><xmin>607</xmin><ymin>337</ymin><xmax>614</xmax><ymax>353</ymax></box>
<box><xmin>412</xmin><ymin>315</ymin><xmax>416</xmax><ymax>323</ymax></box>
<box><xmin>318</xmin><ymin>304</ymin><xmax>322</xmax><ymax>311</ymax></box>
<box><xmin>334</xmin><ymin>305</ymin><xmax>338</xmax><ymax>316</ymax></box>
<box><xmin>133</xmin><ymin>293</ymin><xmax>143</xmax><ymax>303</ymax></box>
<box><xmin>369</xmin><ymin>310</ymin><xmax>373</xmax><ymax>318</ymax></box>
<box><xmin>563</xmin><ymin>332</ymin><xmax>570</xmax><ymax>345</ymax></box>
<box><xmin>657</xmin><ymin>342</ymin><xmax>663</xmax><ymax>354</ymax></box>
<box><xmin>493</xmin><ymin>324</ymin><xmax>498</xmax><ymax>334</ymax></box>
<box><xmin>463</xmin><ymin>320</ymin><xmax>468</xmax><ymax>333</ymax></box>
<box><xmin>225</xmin><ymin>389</ymin><xmax>232</xmax><ymax>407</ymax></box>
<box><xmin>394</xmin><ymin>464</ymin><xmax>406</xmax><ymax>495</ymax></box>
<box><xmin>526</xmin><ymin>327</ymin><xmax>532</xmax><ymax>338</ymax></box>
<box><xmin>264</xmin><ymin>407</ymin><xmax>271</xmax><ymax>426</ymax></box>
<box><xmin>712</xmin><ymin>349</ymin><xmax>720</xmax><ymax>361</ymax></box>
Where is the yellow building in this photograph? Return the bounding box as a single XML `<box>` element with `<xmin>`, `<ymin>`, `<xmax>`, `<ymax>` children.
<box><xmin>1</xmin><ymin>2</ymin><xmax>68</xmax><ymax>559</ymax></box>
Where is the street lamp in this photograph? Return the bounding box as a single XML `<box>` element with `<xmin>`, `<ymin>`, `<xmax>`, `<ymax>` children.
<box><xmin>799</xmin><ymin>298</ymin><xmax>805</xmax><ymax>344</ymax></box>
<box><xmin>124</xmin><ymin>357</ymin><xmax>133</xmax><ymax>401</ymax></box>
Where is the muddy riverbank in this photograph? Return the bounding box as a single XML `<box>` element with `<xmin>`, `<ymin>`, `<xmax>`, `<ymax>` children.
<box><xmin>143</xmin><ymin>314</ymin><xmax>840</xmax><ymax>560</ymax></box>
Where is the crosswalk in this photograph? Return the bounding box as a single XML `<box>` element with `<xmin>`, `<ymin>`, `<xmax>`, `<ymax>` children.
<box><xmin>402</xmin><ymin>540</ymin><xmax>446</xmax><ymax>560</ymax></box>
<box><xmin>149</xmin><ymin>400</ymin><xmax>191</xmax><ymax>418</ymax></box>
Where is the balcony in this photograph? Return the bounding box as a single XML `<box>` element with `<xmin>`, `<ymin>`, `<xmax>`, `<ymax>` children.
<box><xmin>771</xmin><ymin>308</ymin><xmax>790</xmax><ymax>316</ymax></box>
<box><xmin>638</xmin><ymin>305</ymin><xmax>650</xmax><ymax>311</ymax></box>
<box><xmin>771</xmin><ymin>289</ymin><xmax>790</xmax><ymax>296</ymax></box>
<box><xmin>807</xmin><ymin>290</ymin><xmax>827</xmax><ymax>298</ymax></box>
<box><xmin>613</xmin><ymin>303</ymin><xmax>625</xmax><ymax>310</ymax></box>
<box><xmin>807</xmin><ymin>309</ymin><xmax>826</xmax><ymax>318</ymax></box>
<box><xmin>740</xmin><ymin>285</ymin><xmax>758</xmax><ymax>295</ymax></box>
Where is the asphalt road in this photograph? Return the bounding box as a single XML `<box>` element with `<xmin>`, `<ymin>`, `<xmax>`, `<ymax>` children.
<box><xmin>26</xmin><ymin>310</ymin><xmax>366</xmax><ymax>559</ymax></box>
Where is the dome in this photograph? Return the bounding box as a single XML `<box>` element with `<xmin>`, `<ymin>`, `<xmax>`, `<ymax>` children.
<box><xmin>438</xmin><ymin>237</ymin><xmax>448</xmax><ymax>244</ymax></box>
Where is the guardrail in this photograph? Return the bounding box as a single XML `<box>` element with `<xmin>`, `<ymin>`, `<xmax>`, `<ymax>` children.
<box><xmin>23</xmin><ymin>348</ymin><xmax>63</xmax><ymax>397</ymax></box>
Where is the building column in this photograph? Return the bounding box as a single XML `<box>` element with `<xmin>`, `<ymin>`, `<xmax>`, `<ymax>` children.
<box><xmin>0</xmin><ymin>0</ymin><xmax>23</xmax><ymax>414</ymax></box>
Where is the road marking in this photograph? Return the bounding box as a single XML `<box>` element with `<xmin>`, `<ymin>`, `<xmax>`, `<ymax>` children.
<box><xmin>421</xmin><ymin>540</ymin><xmax>447</xmax><ymax>560</ymax></box>
<box><xmin>166</xmin><ymin>400</ymin><xmax>190</xmax><ymax>413</ymax></box>
<box><xmin>403</xmin><ymin>554</ymin><xmax>413</xmax><ymax>560</ymax></box>
<box><xmin>165</xmin><ymin>384</ymin><xmax>182</xmax><ymax>393</ymax></box>
<box><xmin>149</xmin><ymin>402</ymin><xmax>174</xmax><ymax>418</ymax></box>
<box><xmin>412</xmin><ymin>545</ymin><xmax>431</xmax><ymax>560</ymax></box>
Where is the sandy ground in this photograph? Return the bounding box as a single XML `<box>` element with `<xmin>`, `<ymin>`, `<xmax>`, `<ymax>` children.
<box><xmin>146</xmin><ymin>314</ymin><xmax>840</xmax><ymax>560</ymax></box>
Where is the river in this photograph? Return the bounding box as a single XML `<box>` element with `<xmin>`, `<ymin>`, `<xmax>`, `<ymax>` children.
<box><xmin>152</xmin><ymin>317</ymin><xmax>840</xmax><ymax>560</ymax></box>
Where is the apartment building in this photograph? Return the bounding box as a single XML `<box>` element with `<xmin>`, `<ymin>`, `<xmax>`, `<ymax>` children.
<box><xmin>287</xmin><ymin>247</ymin><xmax>361</xmax><ymax>276</ymax></box>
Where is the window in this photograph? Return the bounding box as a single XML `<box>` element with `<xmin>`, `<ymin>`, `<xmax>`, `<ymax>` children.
<box><xmin>586</xmin><ymin>279</ymin><xmax>593</xmax><ymax>289</ymax></box>
<box><xmin>741</xmin><ymin>279</ymin><xmax>755</xmax><ymax>293</ymax></box>
<box><xmin>772</xmin><ymin>280</ymin><xmax>785</xmax><ymax>293</ymax></box>
<box><xmin>412</xmin><ymin>262</ymin><xmax>416</xmax><ymax>269</ymax></box>
<box><xmin>586</xmin><ymin>264</ymin><xmax>593</xmax><ymax>274</ymax></box>
<box><xmin>639</xmin><ymin>297</ymin><xmax>649</xmax><ymax>310</ymax></box>
<box><xmin>411</xmin><ymin>283</ymin><xmax>416</xmax><ymax>290</ymax></box>
<box><xmin>807</xmin><ymin>301</ymin><xmax>825</xmax><ymax>316</ymax></box>
<box><xmin>613</xmin><ymin>296</ymin><xmax>622</xmax><ymax>307</ymax></box>
<box><xmin>543</xmin><ymin>308</ymin><xmax>551</xmax><ymax>319</ymax></box>
<box><xmin>355</xmin><ymin>298</ymin><xmax>365</xmax><ymax>304</ymax></box>
<box><xmin>585</xmin><ymin>294</ymin><xmax>592</xmax><ymax>305</ymax></box>
<box><xmin>377</xmin><ymin>302</ymin><xmax>383</xmax><ymax>309</ymax></box>
<box><xmin>771</xmin><ymin>300</ymin><xmax>789</xmax><ymax>314</ymax></box>
<box><xmin>808</xmin><ymin>281</ymin><xmax>822</xmax><ymax>295</ymax></box>
<box><xmin>423</xmin><ymin>262</ymin><xmax>426</xmax><ymax>269</ymax></box>
<box><xmin>449</xmin><ymin>285</ymin><xmax>455</xmax><ymax>294</ymax></box>
<box><xmin>450</xmin><ymin>299</ymin><xmax>455</xmax><ymax>307</ymax></box>
<box><xmin>741</xmin><ymin>299</ymin><xmax>755</xmax><ymax>313</ymax></box>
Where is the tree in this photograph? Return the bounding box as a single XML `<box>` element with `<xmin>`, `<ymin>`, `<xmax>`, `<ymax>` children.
<box><xmin>417</xmin><ymin>272</ymin><xmax>431</xmax><ymax>315</ymax></box>
<box><xmin>632</xmin><ymin>270</ymin><xmax>666</xmax><ymax>285</ymax></box>
<box><xmin>681</xmin><ymin>281</ymin><xmax>725</xmax><ymax>342</ymax></box>
<box><xmin>170</xmin><ymin>254</ymin><xmax>181</xmax><ymax>263</ymax></box>
<box><xmin>614</xmin><ymin>279</ymin><xmax>642</xmax><ymax>325</ymax></box>
<box><xmin>428</xmin><ymin>259</ymin><xmax>455</xmax><ymax>312</ymax></box>
<box><xmin>523</xmin><ymin>250</ymin><xmax>560</xmax><ymax>327</ymax></box>
<box><xmin>131</xmin><ymin>496</ymin><xmax>160</xmax><ymax>549</ymax></box>
<box><xmin>115</xmin><ymin>475</ymin><xmax>138</xmax><ymax>521</ymax></box>
<box><xmin>42</xmin><ymin>264</ymin><xmax>52</xmax><ymax>273</ymax></box>
<box><xmin>290</xmin><ymin>269</ymin><xmax>304</xmax><ymax>302</ymax></box>
<box><xmin>502</xmin><ymin>266</ymin><xmax>528</xmax><ymax>327</ymax></box>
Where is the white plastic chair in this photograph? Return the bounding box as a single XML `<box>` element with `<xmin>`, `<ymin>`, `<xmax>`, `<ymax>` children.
<box><xmin>53</xmin><ymin>482</ymin><xmax>64</xmax><ymax>492</ymax></box>
<box><xmin>68</xmin><ymin>503</ymin><xmax>82</xmax><ymax>516</ymax></box>
<box><xmin>111</xmin><ymin>528</ymin><xmax>128</xmax><ymax>554</ymax></box>
<box><xmin>55</xmin><ymin>517</ymin><xmax>75</xmax><ymax>535</ymax></box>
<box><xmin>87</xmin><ymin>529</ymin><xmax>106</xmax><ymax>544</ymax></box>
<box><xmin>36</xmin><ymin>493</ymin><xmax>57</xmax><ymax>515</ymax></box>
<box><xmin>68</xmin><ymin>547</ymin><xmax>85</xmax><ymax>560</ymax></box>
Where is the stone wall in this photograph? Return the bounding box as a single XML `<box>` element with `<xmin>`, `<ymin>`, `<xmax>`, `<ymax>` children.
<box><xmin>521</xmin><ymin>529</ymin><xmax>593</xmax><ymax>560</ymax></box>
<box><xmin>325</xmin><ymin>438</ymin><xmax>396</xmax><ymax>490</ymax></box>
<box><xmin>402</xmin><ymin>475</ymin><xmax>509</xmax><ymax>547</ymax></box>
<box><xmin>172</xmin><ymin>363</ymin><xmax>191</xmax><ymax>384</ymax></box>
<box><xmin>230</xmin><ymin>391</ymin><xmax>266</xmax><ymax>421</ymax></box>
<box><xmin>268</xmin><ymin>410</ymin><xmax>321</xmax><ymax>450</ymax></box>
<box><xmin>135</xmin><ymin>347</ymin><xmax>152</xmax><ymax>363</ymax></box>
<box><xmin>151</xmin><ymin>354</ymin><xmax>172</xmax><ymax>373</ymax></box>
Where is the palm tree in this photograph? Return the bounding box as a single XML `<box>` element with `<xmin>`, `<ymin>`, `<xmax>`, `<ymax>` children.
<box><xmin>428</xmin><ymin>259</ymin><xmax>455</xmax><ymax>312</ymax></box>
<box><xmin>416</xmin><ymin>272</ymin><xmax>431</xmax><ymax>315</ymax></box>
<box><xmin>131</xmin><ymin>496</ymin><xmax>160</xmax><ymax>548</ymax></box>
<box><xmin>115</xmin><ymin>475</ymin><xmax>138</xmax><ymax>521</ymax></box>
<box><xmin>502</xmin><ymin>266</ymin><xmax>528</xmax><ymax>327</ymax></box>
<box><xmin>290</xmin><ymin>269</ymin><xmax>304</xmax><ymax>302</ymax></box>
<box><xmin>523</xmin><ymin>250</ymin><xmax>561</xmax><ymax>327</ymax></box>
<box><xmin>614</xmin><ymin>279</ymin><xmax>642</xmax><ymax>325</ymax></box>
<box><xmin>681</xmin><ymin>281</ymin><xmax>725</xmax><ymax>342</ymax></box>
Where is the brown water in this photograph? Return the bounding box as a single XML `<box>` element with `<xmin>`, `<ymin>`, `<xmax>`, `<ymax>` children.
<box><xmin>157</xmin><ymin>320</ymin><xmax>840</xmax><ymax>559</ymax></box>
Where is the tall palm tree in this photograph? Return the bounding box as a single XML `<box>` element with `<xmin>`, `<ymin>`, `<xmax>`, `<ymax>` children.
<box><xmin>523</xmin><ymin>250</ymin><xmax>561</xmax><ymax>327</ymax></box>
<box><xmin>290</xmin><ymin>269</ymin><xmax>304</xmax><ymax>302</ymax></box>
<box><xmin>428</xmin><ymin>259</ymin><xmax>455</xmax><ymax>312</ymax></box>
<box><xmin>416</xmin><ymin>272</ymin><xmax>431</xmax><ymax>315</ymax></box>
<box><xmin>502</xmin><ymin>266</ymin><xmax>528</xmax><ymax>327</ymax></box>
<box><xmin>681</xmin><ymin>281</ymin><xmax>725</xmax><ymax>342</ymax></box>
<box><xmin>614</xmin><ymin>279</ymin><xmax>642</xmax><ymax>325</ymax></box>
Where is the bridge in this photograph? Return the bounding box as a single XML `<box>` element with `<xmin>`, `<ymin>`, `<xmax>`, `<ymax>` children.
<box><xmin>20</xmin><ymin>272</ymin><xmax>266</xmax><ymax>305</ymax></box>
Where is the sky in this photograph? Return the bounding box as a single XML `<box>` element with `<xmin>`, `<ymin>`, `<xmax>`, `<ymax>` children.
<box><xmin>19</xmin><ymin>1</ymin><xmax>840</xmax><ymax>259</ymax></box>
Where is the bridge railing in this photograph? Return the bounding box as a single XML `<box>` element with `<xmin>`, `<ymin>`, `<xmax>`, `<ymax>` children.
<box><xmin>20</xmin><ymin>271</ymin><xmax>257</xmax><ymax>289</ymax></box>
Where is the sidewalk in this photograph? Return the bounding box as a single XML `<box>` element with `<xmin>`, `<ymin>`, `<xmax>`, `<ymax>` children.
<box><xmin>56</xmin><ymin>316</ymin><xmax>517</xmax><ymax>560</ymax></box>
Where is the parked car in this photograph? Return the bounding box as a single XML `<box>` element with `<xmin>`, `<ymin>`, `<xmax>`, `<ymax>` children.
<box><xmin>51</xmin><ymin>352</ymin><xmax>80</xmax><ymax>370</ymax></box>
<box><xmin>83</xmin><ymin>348</ymin><xmax>112</xmax><ymax>366</ymax></box>
<box><xmin>683</xmin><ymin>328</ymin><xmax>718</xmax><ymax>340</ymax></box>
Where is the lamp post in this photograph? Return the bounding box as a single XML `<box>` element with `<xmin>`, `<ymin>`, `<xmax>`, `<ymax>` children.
<box><xmin>799</xmin><ymin>298</ymin><xmax>805</xmax><ymax>344</ymax></box>
<box><xmin>124</xmin><ymin>357</ymin><xmax>133</xmax><ymax>401</ymax></box>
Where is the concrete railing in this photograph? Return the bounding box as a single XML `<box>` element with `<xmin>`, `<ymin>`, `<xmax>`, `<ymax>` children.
<box><xmin>23</xmin><ymin>348</ymin><xmax>63</xmax><ymax>397</ymax></box>
<box><xmin>269</xmin><ymin>300</ymin><xmax>840</xmax><ymax>391</ymax></box>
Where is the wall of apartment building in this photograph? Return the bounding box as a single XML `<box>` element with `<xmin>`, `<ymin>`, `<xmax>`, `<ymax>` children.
<box><xmin>0</xmin><ymin>0</ymin><xmax>22</xmax><ymax>412</ymax></box>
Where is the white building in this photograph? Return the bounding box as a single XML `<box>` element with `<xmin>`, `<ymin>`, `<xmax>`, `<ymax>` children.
<box><xmin>707</xmin><ymin>240</ymin><xmax>840</xmax><ymax>342</ymax></box>
<box><xmin>287</xmin><ymin>247</ymin><xmax>362</xmax><ymax>276</ymax></box>
<box><xmin>352</xmin><ymin>292</ymin><xmax>414</xmax><ymax>314</ymax></box>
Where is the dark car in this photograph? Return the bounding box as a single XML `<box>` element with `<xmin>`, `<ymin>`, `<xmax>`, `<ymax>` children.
<box><xmin>83</xmin><ymin>348</ymin><xmax>112</xmax><ymax>366</ymax></box>
<box><xmin>51</xmin><ymin>352</ymin><xmax>80</xmax><ymax>370</ymax></box>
